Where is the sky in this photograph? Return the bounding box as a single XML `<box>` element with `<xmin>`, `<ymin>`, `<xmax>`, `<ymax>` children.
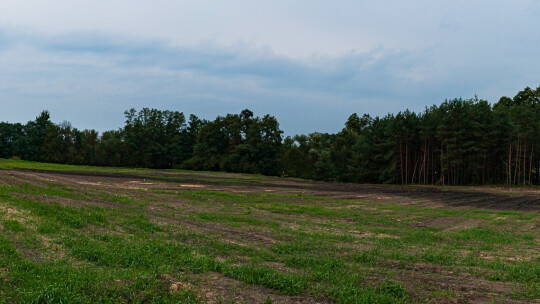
<box><xmin>0</xmin><ymin>1</ymin><xmax>539</xmax><ymax>135</ymax></box>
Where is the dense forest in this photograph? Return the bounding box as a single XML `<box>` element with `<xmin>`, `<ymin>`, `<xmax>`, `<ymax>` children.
<box><xmin>1</xmin><ymin>86</ymin><xmax>539</xmax><ymax>186</ymax></box>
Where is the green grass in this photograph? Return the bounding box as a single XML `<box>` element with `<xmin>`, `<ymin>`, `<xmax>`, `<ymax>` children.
<box><xmin>0</xmin><ymin>158</ymin><xmax>264</xmax><ymax>185</ymax></box>
<box><xmin>0</xmin><ymin>159</ymin><xmax>538</xmax><ymax>303</ymax></box>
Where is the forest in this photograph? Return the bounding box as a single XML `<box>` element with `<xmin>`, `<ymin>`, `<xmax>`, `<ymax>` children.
<box><xmin>1</xmin><ymin>86</ymin><xmax>539</xmax><ymax>186</ymax></box>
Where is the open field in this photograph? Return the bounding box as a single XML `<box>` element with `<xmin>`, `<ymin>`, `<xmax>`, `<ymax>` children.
<box><xmin>0</xmin><ymin>159</ymin><xmax>538</xmax><ymax>303</ymax></box>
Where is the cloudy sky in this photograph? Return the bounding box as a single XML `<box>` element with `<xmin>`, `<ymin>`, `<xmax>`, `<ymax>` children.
<box><xmin>0</xmin><ymin>1</ymin><xmax>539</xmax><ymax>135</ymax></box>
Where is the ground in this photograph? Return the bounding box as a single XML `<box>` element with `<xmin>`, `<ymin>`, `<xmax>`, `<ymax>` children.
<box><xmin>0</xmin><ymin>159</ymin><xmax>538</xmax><ymax>303</ymax></box>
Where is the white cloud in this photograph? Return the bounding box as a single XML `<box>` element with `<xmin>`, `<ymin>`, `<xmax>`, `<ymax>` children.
<box><xmin>0</xmin><ymin>1</ymin><xmax>539</xmax><ymax>134</ymax></box>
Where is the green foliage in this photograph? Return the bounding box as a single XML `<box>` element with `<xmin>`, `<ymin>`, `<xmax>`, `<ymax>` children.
<box><xmin>1</xmin><ymin>85</ymin><xmax>539</xmax><ymax>185</ymax></box>
<box><xmin>281</xmin><ymin>86</ymin><xmax>540</xmax><ymax>186</ymax></box>
<box><xmin>2</xmin><ymin>219</ymin><xmax>25</xmax><ymax>232</ymax></box>
<box><xmin>185</xmin><ymin>109</ymin><xmax>283</xmax><ymax>175</ymax></box>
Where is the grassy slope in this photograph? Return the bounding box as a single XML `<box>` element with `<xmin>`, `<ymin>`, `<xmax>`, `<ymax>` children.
<box><xmin>0</xmin><ymin>159</ymin><xmax>538</xmax><ymax>303</ymax></box>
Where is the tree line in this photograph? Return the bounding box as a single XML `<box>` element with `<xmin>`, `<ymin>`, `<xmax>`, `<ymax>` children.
<box><xmin>1</xmin><ymin>86</ymin><xmax>538</xmax><ymax>186</ymax></box>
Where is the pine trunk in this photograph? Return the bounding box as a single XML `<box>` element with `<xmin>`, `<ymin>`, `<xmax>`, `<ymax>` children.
<box><xmin>523</xmin><ymin>140</ymin><xmax>527</xmax><ymax>185</ymax></box>
<box><xmin>529</xmin><ymin>143</ymin><xmax>533</xmax><ymax>185</ymax></box>
<box><xmin>508</xmin><ymin>143</ymin><xmax>512</xmax><ymax>187</ymax></box>
<box><xmin>441</xmin><ymin>140</ymin><xmax>445</xmax><ymax>186</ymax></box>
<box><xmin>400</xmin><ymin>139</ymin><xmax>403</xmax><ymax>185</ymax></box>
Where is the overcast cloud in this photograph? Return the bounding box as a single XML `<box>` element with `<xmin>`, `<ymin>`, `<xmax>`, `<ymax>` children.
<box><xmin>0</xmin><ymin>1</ymin><xmax>539</xmax><ymax>135</ymax></box>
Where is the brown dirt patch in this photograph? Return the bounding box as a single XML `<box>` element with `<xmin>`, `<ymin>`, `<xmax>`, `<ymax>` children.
<box><xmin>183</xmin><ymin>272</ymin><xmax>326</xmax><ymax>304</ymax></box>
<box><xmin>390</xmin><ymin>262</ymin><xmax>525</xmax><ymax>304</ymax></box>
<box><xmin>5</xmin><ymin>168</ymin><xmax>539</xmax><ymax>212</ymax></box>
<box><xmin>409</xmin><ymin>217</ymin><xmax>481</xmax><ymax>231</ymax></box>
<box><xmin>0</xmin><ymin>268</ymin><xmax>7</xmax><ymax>282</ymax></box>
<box><xmin>177</xmin><ymin>218</ymin><xmax>279</xmax><ymax>246</ymax></box>
<box><xmin>263</xmin><ymin>262</ymin><xmax>302</xmax><ymax>274</ymax></box>
<box><xmin>0</xmin><ymin>205</ymin><xmax>34</xmax><ymax>224</ymax></box>
<box><xmin>41</xmin><ymin>235</ymin><xmax>66</xmax><ymax>260</ymax></box>
<box><xmin>11</xmin><ymin>192</ymin><xmax>126</xmax><ymax>210</ymax></box>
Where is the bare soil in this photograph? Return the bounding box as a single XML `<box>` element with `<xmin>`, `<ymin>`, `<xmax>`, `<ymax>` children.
<box><xmin>6</xmin><ymin>168</ymin><xmax>540</xmax><ymax>212</ymax></box>
<box><xmin>1</xmin><ymin>168</ymin><xmax>539</xmax><ymax>303</ymax></box>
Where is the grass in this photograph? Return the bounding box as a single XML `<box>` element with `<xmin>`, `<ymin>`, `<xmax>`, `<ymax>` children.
<box><xmin>0</xmin><ymin>159</ymin><xmax>538</xmax><ymax>303</ymax></box>
<box><xmin>0</xmin><ymin>159</ymin><xmax>263</xmax><ymax>185</ymax></box>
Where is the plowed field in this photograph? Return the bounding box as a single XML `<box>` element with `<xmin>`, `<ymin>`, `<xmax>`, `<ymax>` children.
<box><xmin>0</xmin><ymin>159</ymin><xmax>538</xmax><ymax>303</ymax></box>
